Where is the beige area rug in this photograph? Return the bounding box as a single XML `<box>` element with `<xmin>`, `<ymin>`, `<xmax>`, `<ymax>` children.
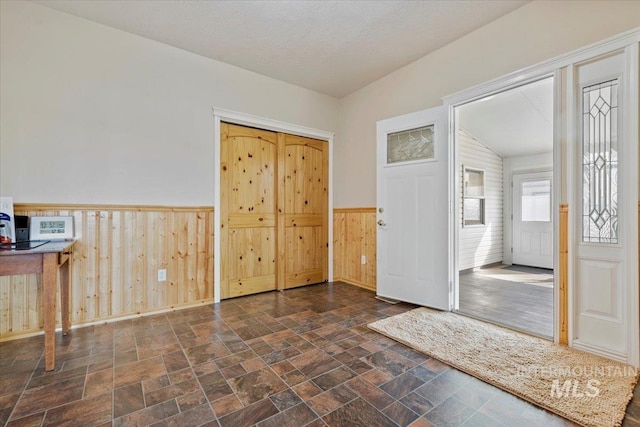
<box><xmin>369</xmin><ymin>308</ymin><xmax>638</xmax><ymax>427</ymax></box>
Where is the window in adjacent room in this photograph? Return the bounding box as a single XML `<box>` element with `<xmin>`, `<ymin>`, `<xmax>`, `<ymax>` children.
<box><xmin>463</xmin><ymin>167</ymin><xmax>485</xmax><ymax>226</ymax></box>
<box><xmin>521</xmin><ymin>179</ymin><xmax>551</xmax><ymax>222</ymax></box>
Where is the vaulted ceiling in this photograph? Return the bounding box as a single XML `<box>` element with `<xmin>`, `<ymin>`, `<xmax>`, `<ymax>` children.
<box><xmin>458</xmin><ymin>77</ymin><xmax>554</xmax><ymax>158</ymax></box>
<box><xmin>33</xmin><ymin>0</ymin><xmax>527</xmax><ymax>98</ymax></box>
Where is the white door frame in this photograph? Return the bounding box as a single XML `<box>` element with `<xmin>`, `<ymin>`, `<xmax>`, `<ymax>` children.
<box><xmin>444</xmin><ymin>27</ymin><xmax>639</xmax><ymax>364</ymax></box>
<box><xmin>212</xmin><ymin>108</ymin><xmax>334</xmax><ymax>303</ymax></box>
<box><xmin>446</xmin><ymin>72</ymin><xmax>558</xmax><ymax>320</ymax></box>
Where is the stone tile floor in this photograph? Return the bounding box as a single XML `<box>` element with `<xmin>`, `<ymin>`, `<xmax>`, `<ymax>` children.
<box><xmin>1</xmin><ymin>282</ymin><xmax>639</xmax><ymax>426</ymax></box>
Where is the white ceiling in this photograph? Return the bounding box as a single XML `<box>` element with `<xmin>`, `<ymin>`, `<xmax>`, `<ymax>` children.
<box><xmin>458</xmin><ymin>77</ymin><xmax>554</xmax><ymax>158</ymax></box>
<box><xmin>32</xmin><ymin>0</ymin><xmax>527</xmax><ymax>98</ymax></box>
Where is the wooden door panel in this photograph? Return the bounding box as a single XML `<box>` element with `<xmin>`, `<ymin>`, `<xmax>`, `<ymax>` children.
<box><xmin>282</xmin><ymin>135</ymin><xmax>328</xmax><ymax>289</ymax></box>
<box><xmin>221</xmin><ymin>123</ymin><xmax>277</xmax><ymax>299</ymax></box>
<box><xmin>227</xmin><ymin>134</ymin><xmax>276</xmax><ymax>214</ymax></box>
<box><xmin>229</xmin><ymin>275</ymin><xmax>276</xmax><ymax>298</ymax></box>
<box><xmin>285</xmin><ymin>225</ymin><xmax>324</xmax><ymax>288</ymax></box>
<box><xmin>286</xmin><ymin>270</ymin><xmax>324</xmax><ymax>288</ymax></box>
<box><xmin>285</xmin><ymin>226</ymin><xmax>323</xmax><ymax>272</ymax></box>
<box><xmin>284</xmin><ymin>142</ymin><xmax>325</xmax><ymax>214</ymax></box>
<box><xmin>229</xmin><ymin>228</ymin><xmax>276</xmax><ymax>279</ymax></box>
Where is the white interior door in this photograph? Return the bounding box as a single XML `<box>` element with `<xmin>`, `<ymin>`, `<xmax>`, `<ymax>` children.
<box><xmin>512</xmin><ymin>172</ymin><xmax>553</xmax><ymax>269</ymax></box>
<box><xmin>570</xmin><ymin>47</ymin><xmax>639</xmax><ymax>364</ymax></box>
<box><xmin>376</xmin><ymin>106</ymin><xmax>450</xmax><ymax>310</ymax></box>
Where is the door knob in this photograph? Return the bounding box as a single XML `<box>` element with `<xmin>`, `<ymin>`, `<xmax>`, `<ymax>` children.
<box><xmin>377</xmin><ymin>220</ymin><xmax>386</xmax><ymax>226</ymax></box>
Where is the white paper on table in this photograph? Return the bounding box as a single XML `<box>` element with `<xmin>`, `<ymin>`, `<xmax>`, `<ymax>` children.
<box><xmin>0</xmin><ymin>196</ymin><xmax>16</xmax><ymax>242</ymax></box>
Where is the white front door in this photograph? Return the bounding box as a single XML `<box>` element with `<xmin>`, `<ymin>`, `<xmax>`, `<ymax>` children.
<box><xmin>570</xmin><ymin>47</ymin><xmax>639</xmax><ymax>365</ymax></box>
<box><xmin>512</xmin><ymin>171</ymin><xmax>553</xmax><ymax>269</ymax></box>
<box><xmin>376</xmin><ymin>106</ymin><xmax>450</xmax><ymax>310</ymax></box>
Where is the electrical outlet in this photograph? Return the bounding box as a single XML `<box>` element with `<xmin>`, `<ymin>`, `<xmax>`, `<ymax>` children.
<box><xmin>158</xmin><ymin>269</ymin><xmax>167</xmax><ymax>282</ymax></box>
<box><xmin>361</xmin><ymin>255</ymin><xmax>366</xmax><ymax>265</ymax></box>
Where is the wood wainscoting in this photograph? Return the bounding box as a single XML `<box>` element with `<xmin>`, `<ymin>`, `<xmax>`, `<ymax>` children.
<box><xmin>0</xmin><ymin>204</ymin><xmax>213</xmax><ymax>340</ymax></box>
<box><xmin>333</xmin><ymin>208</ymin><xmax>377</xmax><ymax>291</ymax></box>
<box><xmin>559</xmin><ymin>204</ymin><xmax>568</xmax><ymax>345</ymax></box>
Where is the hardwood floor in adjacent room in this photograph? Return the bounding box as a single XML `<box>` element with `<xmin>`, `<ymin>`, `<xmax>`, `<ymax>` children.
<box><xmin>458</xmin><ymin>265</ymin><xmax>554</xmax><ymax>338</ymax></box>
<box><xmin>1</xmin><ymin>282</ymin><xmax>639</xmax><ymax>426</ymax></box>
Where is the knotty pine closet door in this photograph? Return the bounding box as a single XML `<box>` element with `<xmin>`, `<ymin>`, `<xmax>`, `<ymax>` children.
<box><xmin>220</xmin><ymin>123</ymin><xmax>278</xmax><ymax>298</ymax></box>
<box><xmin>278</xmin><ymin>133</ymin><xmax>328</xmax><ymax>289</ymax></box>
<box><xmin>220</xmin><ymin>123</ymin><xmax>328</xmax><ymax>299</ymax></box>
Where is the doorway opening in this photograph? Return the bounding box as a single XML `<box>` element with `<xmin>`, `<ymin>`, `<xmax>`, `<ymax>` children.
<box><xmin>454</xmin><ymin>76</ymin><xmax>555</xmax><ymax>339</ymax></box>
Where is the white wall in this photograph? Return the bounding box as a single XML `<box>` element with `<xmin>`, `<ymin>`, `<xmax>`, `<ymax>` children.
<box><xmin>0</xmin><ymin>1</ymin><xmax>338</xmax><ymax>206</ymax></box>
<box><xmin>458</xmin><ymin>130</ymin><xmax>503</xmax><ymax>270</ymax></box>
<box><xmin>503</xmin><ymin>152</ymin><xmax>554</xmax><ymax>264</ymax></box>
<box><xmin>334</xmin><ymin>1</ymin><xmax>640</xmax><ymax>207</ymax></box>
<box><xmin>3</xmin><ymin>2</ymin><xmax>639</xmax><ymax>208</ymax></box>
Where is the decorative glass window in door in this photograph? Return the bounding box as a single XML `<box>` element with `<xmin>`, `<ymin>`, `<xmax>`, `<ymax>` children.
<box><xmin>387</xmin><ymin>125</ymin><xmax>434</xmax><ymax>164</ymax></box>
<box><xmin>582</xmin><ymin>79</ymin><xmax>618</xmax><ymax>244</ymax></box>
<box><xmin>463</xmin><ymin>167</ymin><xmax>485</xmax><ymax>226</ymax></box>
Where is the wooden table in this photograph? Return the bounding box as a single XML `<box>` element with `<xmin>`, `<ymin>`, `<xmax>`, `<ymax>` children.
<box><xmin>0</xmin><ymin>240</ymin><xmax>75</xmax><ymax>371</ymax></box>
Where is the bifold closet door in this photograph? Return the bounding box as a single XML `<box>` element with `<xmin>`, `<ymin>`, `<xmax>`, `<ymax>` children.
<box><xmin>220</xmin><ymin>123</ymin><xmax>277</xmax><ymax>299</ymax></box>
<box><xmin>278</xmin><ymin>134</ymin><xmax>328</xmax><ymax>289</ymax></box>
<box><xmin>220</xmin><ymin>123</ymin><xmax>328</xmax><ymax>299</ymax></box>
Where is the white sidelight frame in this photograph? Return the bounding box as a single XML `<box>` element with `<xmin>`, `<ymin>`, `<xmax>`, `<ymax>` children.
<box><xmin>212</xmin><ymin>108</ymin><xmax>334</xmax><ymax>304</ymax></box>
<box><xmin>444</xmin><ymin>28</ymin><xmax>639</xmax><ymax>365</ymax></box>
<box><xmin>566</xmin><ymin>43</ymin><xmax>639</xmax><ymax>364</ymax></box>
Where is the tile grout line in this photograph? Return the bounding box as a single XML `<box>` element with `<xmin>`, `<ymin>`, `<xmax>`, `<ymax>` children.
<box><xmin>218</xmin><ymin>305</ymin><xmax>304</xmax><ymax>425</ymax></box>
<box><xmin>7</xmin><ymin>345</ymin><xmax>45</xmax><ymax>427</ymax></box>
<box><xmin>219</xmin><ymin>296</ymin><xmax>334</xmax><ymax>424</ymax></box>
<box><xmin>165</xmin><ymin>307</ymin><xmax>212</xmax><ymax>424</ymax></box>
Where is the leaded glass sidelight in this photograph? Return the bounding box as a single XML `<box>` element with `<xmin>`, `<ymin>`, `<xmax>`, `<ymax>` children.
<box><xmin>387</xmin><ymin>125</ymin><xmax>434</xmax><ymax>164</ymax></box>
<box><xmin>582</xmin><ymin>79</ymin><xmax>619</xmax><ymax>244</ymax></box>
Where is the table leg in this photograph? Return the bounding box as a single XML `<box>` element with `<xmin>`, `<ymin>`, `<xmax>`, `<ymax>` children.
<box><xmin>60</xmin><ymin>258</ymin><xmax>71</xmax><ymax>335</ymax></box>
<box><xmin>43</xmin><ymin>253</ymin><xmax>58</xmax><ymax>371</ymax></box>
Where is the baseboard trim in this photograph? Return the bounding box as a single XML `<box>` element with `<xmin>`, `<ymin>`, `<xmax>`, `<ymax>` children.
<box><xmin>0</xmin><ymin>299</ymin><xmax>214</xmax><ymax>343</ymax></box>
